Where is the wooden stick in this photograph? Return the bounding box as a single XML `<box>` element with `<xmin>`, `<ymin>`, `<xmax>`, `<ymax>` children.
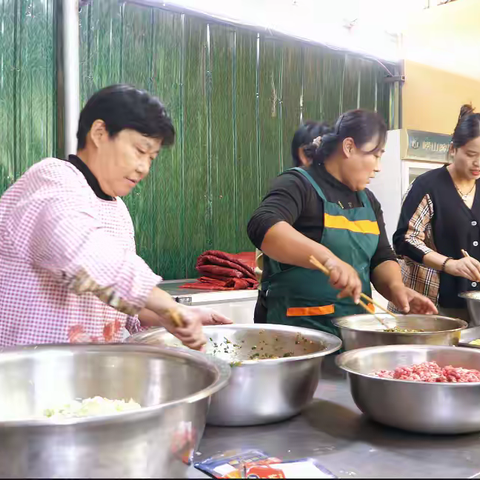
<box><xmin>309</xmin><ymin>255</ymin><xmax>330</xmax><ymax>276</ymax></box>
<box><xmin>358</xmin><ymin>300</ymin><xmax>390</xmax><ymax>328</ymax></box>
<box><xmin>461</xmin><ymin>249</ymin><xmax>480</xmax><ymax>282</ymax></box>
<box><xmin>309</xmin><ymin>255</ymin><xmax>395</xmax><ymax>328</ymax></box>
<box><xmin>358</xmin><ymin>299</ymin><xmax>374</xmax><ymax>314</ymax></box>
<box><xmin>168</xmin><ymin>308</ymin><xmax>183</xmax><ymax>328</ymax></box>
<box><xmin>361</xmin><ymin>292</ymin><xmax>399</xmax><ymax>319</ymax></box>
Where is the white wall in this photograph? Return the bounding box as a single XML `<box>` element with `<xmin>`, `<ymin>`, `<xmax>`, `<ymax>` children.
<box><xmin>368</xmin><ymin>130</ymin><xmax>402</xmax><ymax>311</ymax></box>
<box><xmin>368</xmin><ymin>130</ymin><xmax>403</xmax><ymax>244</ymax></box>
<box><xmin>202</xmin><ymin>300</ymin><xmax>256</xmax><ymax>324</ymax></box>
<box><xmin>140</xmin><ymin>0</ymin><xmax>408</xmax><ymax>62</ymax></box>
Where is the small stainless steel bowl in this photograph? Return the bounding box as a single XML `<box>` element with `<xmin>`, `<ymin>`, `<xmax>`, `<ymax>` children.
<box><xmin>332</xmin><ymin>314</ymin><xmax>467</xmax><ymax>351</ymax></box>
<box><xmin>459</xmin><ymin>326</ymin><xmax>480</xmax><ymax>348</ymax></box>
<box><xmin>459</xmin><ymin>291</ymin><xmax>480</xmax><ymax>326</ymax></box>
<box><xmin>336</xmin><ymin>344</ymin><xmax>480</xmax><ymax>434</ymax></box>
<box><xmin>128</xmin><ymin>324</ymin><xmax>341</xmax><ymax>426</ymax></box>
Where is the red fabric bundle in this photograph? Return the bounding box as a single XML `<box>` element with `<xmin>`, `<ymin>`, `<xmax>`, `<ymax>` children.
<box><xmin>181</xmin><ymin>250</ymin><xmax>258</xmax><ymax>291</ymax></box>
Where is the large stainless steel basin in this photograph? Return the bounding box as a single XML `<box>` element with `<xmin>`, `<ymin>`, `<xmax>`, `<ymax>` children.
<box><xmin>337</xmin><ymin>344</ymin><xmax>480</xmax><ymax>434</ymax></box>
<box><xmin>0</xmin><ymin>344</ymin><xmax>230</xmax><ymax>478</ymax></box>
<box><xmin>332</xmin><ymin>314</ymin><xmax>467</xmax><ymax>350</ymax></box>
<box><xmin>128</xmin><ymin>324</ymin><xmax>341</xmax><ymax>426</ymax></box>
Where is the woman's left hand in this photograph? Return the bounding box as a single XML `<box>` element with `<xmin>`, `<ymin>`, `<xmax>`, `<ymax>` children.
<box><xmin>185</xmin><ymin>306</ymin><xmax>233</xmax><ymax>326</ymax></box>
<box><xmin>391</xmin><ymin>286</ymin><xmax>438</xmax><ymax>315</ymax></box>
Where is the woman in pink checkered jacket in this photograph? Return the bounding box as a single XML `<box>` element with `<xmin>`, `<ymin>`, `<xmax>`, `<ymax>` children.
<box><xmin>0</xmin><ymin>85</ymin><xmax>230</xmax><ymax>348</ymax></box>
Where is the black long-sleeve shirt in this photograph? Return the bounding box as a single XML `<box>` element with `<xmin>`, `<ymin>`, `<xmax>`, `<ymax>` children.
<box><xmin>247</xmin><ymin>164</ymin><xmax>397</xmax><ymax>271</ymax></box>
<box><xmin>394</xmin><ymin>165</ymin><xmax>480</xmax><ymax>308</ymax></box>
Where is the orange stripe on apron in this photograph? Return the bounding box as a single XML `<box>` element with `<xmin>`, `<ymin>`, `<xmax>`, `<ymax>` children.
<box><xmin>287</xmin><ymin>305</ymin><xmax>335</xmax><ymax>317</ymax></box>
<box><xmin>286</xmin><ymin>303</ymin><xmax>374</xmax><ymax>317</ymax></box>
<box><xmin>364</xmin><ymin>303</ymin><xmax>375</xmax><ymax>313</ymax></box>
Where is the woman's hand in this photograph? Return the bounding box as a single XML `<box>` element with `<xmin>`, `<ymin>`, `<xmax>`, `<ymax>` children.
<box><xmin>161</xmin><ymin>305</ymin><xmax>207</xmax><ymax>351</ymax></box>
<box><xmin>186</xmin><ymin>306</ymin><xmax>233</xmax><ymax>326</ymax></box>
<box><xmin>405</xmin><ymin>288</ymin><xmax>438</xmax><ymax>314</ymax></box>
<box><xmin>323</xmin><ymin>256</ymin><xmax>362</xmax><ymax>304</ymax></box>
<box><xmin>445</xmin><ymin>257</ymin><xmax>480</xmax><ymax>282</ymax></box>
<box><xmin>162</xmin><ymin>306</ymin><xmax>232</xmax><ymax>351</ymax></box>
<box><xmin>145</xmin><ymin>288</ymin><xmax>234</xmax><ymax>351</ymax></box>
<box><xmin>390</xmin><ymin>285</ymin><xmax>438</xmax><ymax>315</ymax></box>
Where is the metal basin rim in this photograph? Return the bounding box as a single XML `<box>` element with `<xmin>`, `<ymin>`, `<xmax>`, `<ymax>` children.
<box><xmin>336</xmin><ymin>344</ymin><xmax>480</xmax><ymax>386</ymax></box>
<box><xmin>0</xmin><ymin>343</ymin><xmax>231</xmax><ymax>428</ymax></box>
<box><xmin>129</xmin><ymin>324</ymin><xmax>342</xmax><ymax>365</ymax></box>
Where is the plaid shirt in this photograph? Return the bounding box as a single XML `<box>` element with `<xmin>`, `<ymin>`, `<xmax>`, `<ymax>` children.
<box><xmin>0</xmin><ymin>158</ymin><xmax>161</xmax><ymax>346</ymax></box>
<box><xmin>389</xmin><ymin>190</ymin><xmax>440</xmax><ymax>312</ymax></box>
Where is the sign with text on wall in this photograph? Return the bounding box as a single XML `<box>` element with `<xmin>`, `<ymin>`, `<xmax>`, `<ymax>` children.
<box><xmin>404</xmin><ymin>130</ymin><xmax>452</xmax><ymax>163</ymax></box>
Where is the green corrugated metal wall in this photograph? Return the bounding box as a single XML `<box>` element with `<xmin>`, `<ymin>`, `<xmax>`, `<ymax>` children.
<box><xmin>0</xmin><ymin>0</ymin><xmax>393</xmax><ymax>280</ymax></box>
<box><xmin>0</xmin><ymin>0</ymin><xmax>56</xmax><ymax>194</ymax></box>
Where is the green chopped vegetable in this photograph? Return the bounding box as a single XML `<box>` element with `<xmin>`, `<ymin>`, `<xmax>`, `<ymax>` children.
<box><xmin>383</xmin><ymin>327</ymin><xmax>424</xmax><ymax>333</ymax></box>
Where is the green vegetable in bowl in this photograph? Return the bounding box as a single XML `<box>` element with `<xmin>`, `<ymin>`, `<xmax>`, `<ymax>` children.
<box><xmin>383</xmin><ymin>327</ymin><xmax>424</xmax><ymax>333</ymax></box>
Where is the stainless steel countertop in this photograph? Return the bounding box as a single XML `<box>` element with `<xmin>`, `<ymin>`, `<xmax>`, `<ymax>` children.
<box><xmin>160</xmin><ymin>279</ymin><xmax>258</xmax><ymax>303</ymax></box>
<box><xmin>192</xmin><ymin>356</ymin><xmax>480</xmax><ymax>478</ymax></box>
<box><xmin>159</xmin><ymin>279</ymin><xmax>216</xmax><ymax>297</ymax></box>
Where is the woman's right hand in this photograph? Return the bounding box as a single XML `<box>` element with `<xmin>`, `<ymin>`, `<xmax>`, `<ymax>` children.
<box><xmin>323</xmin><ymin>256</ymin><xmax>362</xmax><ymax>304</ymax></box>
<box><xmin>445</xmin><ymin>257</ymin><xmax>480</xmax><ymax>282</ymax></box>
<box><xmin>163</xmin><ymin>305</ymin><xmax>208</xmax><ymax>351</ymax></box>
<box><xmin>145</xmin><ymin>288</ymin><xmax>208</xmax><ymax>351</ymax></box>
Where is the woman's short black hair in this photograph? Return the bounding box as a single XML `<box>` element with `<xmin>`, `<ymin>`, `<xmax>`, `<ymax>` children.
<box><xmin>452</xmin><ymin>104</ymin><xmax>480</xmax><ymax>150</ymax></box>
<box><xmin>77</xmin><ymin>84</ymin><xmax>175</xmax><ymax>150</ymax></box>
<box><xmin>291</xmin><ymin>121</ymin><xmax>333</xmax><ymax>167</ymax></box>
<box><xmin>304</xmin><ymin>109</ymin><xmax>387</xmax><ymax>165</ymax></box>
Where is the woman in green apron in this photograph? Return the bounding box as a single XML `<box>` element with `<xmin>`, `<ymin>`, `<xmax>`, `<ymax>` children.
<box><xmin>247</xmin><ymin>109</ymin><xmax>437</xmax><ymax>336</ymax></box>
<box><xmin>254</xmin><ymin>121</ymin><xmax>332</xmax><ymax>324</ymax></box>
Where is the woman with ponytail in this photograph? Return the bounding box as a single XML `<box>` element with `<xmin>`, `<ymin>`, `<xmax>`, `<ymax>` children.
<box><xmin>394</xmin><ymin>105</ymin><xmax>480</xmax><ymax>323</ymax></box>
<box><xmin>248</xmin><ymin>110</ymin><xmax>436</xmax><ymax>334</ymax></box>
<box><xmin>254</xmin><ymin>121</ymin><xmax>332</xmax><ymax>324</ymax></box>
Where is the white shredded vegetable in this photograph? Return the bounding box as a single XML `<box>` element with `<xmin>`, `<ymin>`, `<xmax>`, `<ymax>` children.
<box><xmin>43</xmin><ymin>396</ymin><xmax>141</xmax><ymax>419</ymax></box>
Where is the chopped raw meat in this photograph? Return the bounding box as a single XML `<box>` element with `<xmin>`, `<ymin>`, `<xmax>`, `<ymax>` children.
<box><xmin>374</xmin><ymin>361</ymin><xmax>480</xmax><ymax>383</ymax></box>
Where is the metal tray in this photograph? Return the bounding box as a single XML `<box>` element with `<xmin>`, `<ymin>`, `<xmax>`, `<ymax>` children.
<box><xmin>459</xmin><ymin>326</ymin><xmax>480</xmax><ymax>348</ymax></box>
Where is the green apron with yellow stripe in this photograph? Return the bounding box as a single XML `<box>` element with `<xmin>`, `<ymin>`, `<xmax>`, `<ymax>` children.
<box><xmin>263</xmin><ymin>168</ymin><xmax>380</xmax><ymax>336</ymax></box>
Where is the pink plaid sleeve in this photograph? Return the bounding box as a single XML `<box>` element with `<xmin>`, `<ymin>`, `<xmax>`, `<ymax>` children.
<box><xmin>8</xmin><ymin>161</ymin><xmax>161</xmax><ymax>316</ymax></box>
<box><xmin>125</xmin><ymin>315</ymin><xmax>141</xmax><ymax>334</ymax></box>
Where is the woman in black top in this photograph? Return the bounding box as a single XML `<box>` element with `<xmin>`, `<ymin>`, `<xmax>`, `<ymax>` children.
<box><xmin>248</xmin><ymin>110</ymin><xmax>436</xmax><ymax>333</ymax></box>
<box><xmin>253</xmin><ymin>121</ymin><xmax>331</xmax><ymax>323</ymax></box>
<box><xmin>394</xmin><ymin>105</ymin><xmax>480</xmax><ymax>322</ymax></box>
